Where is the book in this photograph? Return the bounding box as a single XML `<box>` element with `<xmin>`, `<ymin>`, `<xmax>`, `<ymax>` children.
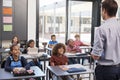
<box><xmin>13</xmin><ymin>70</ymin><xmax>35</xmax><ymax>77</ymax></box>
<box><xmin>67</xmin><ymin>67</ymin><xmax>86</xmax><ymax>73</ymax></box>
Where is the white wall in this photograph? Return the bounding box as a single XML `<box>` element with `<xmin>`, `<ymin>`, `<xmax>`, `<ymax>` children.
<box><xmin>28</xmin><ymin>0</ymin><xmax>36</xmax><ymax>41</ymax></box>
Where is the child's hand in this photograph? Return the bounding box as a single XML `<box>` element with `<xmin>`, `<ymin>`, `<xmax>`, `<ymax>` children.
<box><xmin>13</xmin><ymin>67</ymin><xmax>26</xmax><ymax>73</ymax></box>
<box><xmin>59</xmin><ymin>66</ymin><xmax>68</xmax><ymax>71</ymax></box>
<box><xmin>27</xmin><ymin>70</ymin><xmax>34</xmax><ymax>74</ymax></box>
<box><xmin>13</xmin><ymin>68</ymin><xmax>19</xmax><ymax>73</ymax></box>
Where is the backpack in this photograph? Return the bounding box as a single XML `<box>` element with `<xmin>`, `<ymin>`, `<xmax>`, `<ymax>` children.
<box><xmin>1</xmin><ymin>60</ymin><xmax>6</xmax><ymax>68</ymax></box>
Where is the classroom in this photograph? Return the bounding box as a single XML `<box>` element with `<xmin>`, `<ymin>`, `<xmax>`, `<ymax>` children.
<box><xmin>0</xmin><ymin>0</ymin><xmax>120</xmax><ymax>80</ymax></box>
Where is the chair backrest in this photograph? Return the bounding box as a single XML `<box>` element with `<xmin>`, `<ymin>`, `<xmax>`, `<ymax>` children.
<box><xmin>20</xmin><ymin>40</ymin><xmax>27</xmax><ymax>48</ymax></box>
<box><xmin>1</xmin><ymin>60</ymin><xmax>6</xmax><ymax>68</ymax></box>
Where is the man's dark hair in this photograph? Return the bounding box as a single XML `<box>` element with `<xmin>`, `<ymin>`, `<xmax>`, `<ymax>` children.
<box><xmin>102</xmin><ymin>0</ymin><xmax>118</xmax><ymax>17</ymax></box>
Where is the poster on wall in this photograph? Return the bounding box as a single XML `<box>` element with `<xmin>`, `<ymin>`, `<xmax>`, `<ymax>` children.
<box><xmin>3</xmin><ymin>17</ymin><xmax>12</xmax><ymax>23</ymax></box>
<box><xmin>3</xmin><ymin>25</ymin><xmax>12</xmax><ymax>31</ymax></box>
<box><xmin>3</xmin><ymin>0</ymin><xmax>12</xmax><ymax>7</ymax></box>
<box><xmin>3</xmin><ymin>8</ymin><xmax>12</xmax><ymax>15</ymax></box>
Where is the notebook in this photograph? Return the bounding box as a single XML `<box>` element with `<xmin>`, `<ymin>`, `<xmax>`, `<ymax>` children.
<box><xmin>27</xmin><ymin>48</ymin><xmax>38</xmax><ymax>55</ymax></box>
<box><xmin>66</xmin><ymin>67</ymin><xmax>86</xmax><ymax>73</ymax></box>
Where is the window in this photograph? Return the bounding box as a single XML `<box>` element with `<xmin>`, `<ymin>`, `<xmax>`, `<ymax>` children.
<box><xmin>56</xmin><ymin>17</ymin><xmax>62</xmax><ymax>23</ymax></box>
<box><xmin>47</xmin><ymin>16</ymin><xmax>53</xmax><ymax>23</ymax></box>
<box><xmin>81</xmin><ymin>18</ymin><xmax>91</xmax><ymax>24</ymax></box>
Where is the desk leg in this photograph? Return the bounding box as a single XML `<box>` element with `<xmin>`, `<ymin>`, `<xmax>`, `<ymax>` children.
<box><xmin>42</xmin><ymin>76</ymin><xmax>45</xmax><ymax>80</ymax></box>
<box><xmin>93</xmin><ymin>72</ymin><xmax>96</xmax><ymax>80</ymax></box>
<box><xmin>57</xmin><ymin>76</ymin><xmax>59</xmax><ymax>80</ymax></box>
<box><xmin>77</xmin><ymin>74</ymin><xmax>79</xmax><ymax>80</ymax></box>
<box><xmin>0</xmin><ymin>53</ymin><xmax>2</xmax><ymax>64</ymax></box>
<box><xmin>89</xmin><ymin>56</ymin><xmax>92</xmax><ymax>69</ymax></box>
<box><xmin>47</xmin><ymin>50</ymin><xmax>50</xmax><ymax>56</ymax></box>
<box><xmin>89</xmin><ymin>73</ymin><xmax>91</xmax><ymax>80</ymax></box>
<box><xmin>46</xmin><ymin>68</ymin><xmax>48</xmax><ymax>80</ymax></box>
<box><xmin>50</xmin><ymin>51</ymin><xmax>52</xmax><ymax>56</ymax></box>
<box><xmin>89</xmin><ymin>73</ymin><xmax>94</xmax><ymax>80</ymax></box>
<box><xmin>43</xmin><ymin>57</ymin><xmax>46</xmax><ymax>72</ymax></box>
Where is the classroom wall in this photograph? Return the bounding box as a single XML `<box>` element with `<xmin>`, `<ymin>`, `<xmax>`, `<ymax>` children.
<box><xmin>13</xmin><ymin>0</ymin><xmax>27</xmax><ymax>40</ymax></box>
<box><xmin>0</xmin><ymin>0</ymin><xmax>28</xmax><ymax>47</ymax></box>
<box><xmin>0</xmin><ymin>0</ymin><xmax>37</xmax><ymax>47</ymax></box>
<box><xmin>28</xmin><ymin>0</ymin><xmax>36</xmax><ymax>41</ymax></box>
<box><xmin>1</xmin><ymin>0</ymin><xmax>28</xmax><ymax>40</ymax></box>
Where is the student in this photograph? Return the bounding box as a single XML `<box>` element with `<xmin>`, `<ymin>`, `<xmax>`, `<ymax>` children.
<box><xmin>74</xmin><ymin>34</ymin><xmax>89</xmax><ymax>46</ymax></box>
<box><xmin>23</xmin><ymin>39</ymin><xmax>36</xmax><ymax>53</ymax></box>
<box><xmin>10</xmin><ymin>35</ymin><xmax>20</xmax><ymax>47</ymax></box>
<box><xmin>2</xmin><ymin>35</ymin><xmax>21</xmax><ymax>68</ymax></box>
<box><xmin>91</xmin><ymin>0</ymin><xmax>120</xmax><ymax>80</ymax></box>
<box><xmin>27</xmin><ymin>39</ymin><xmax>37</xmax><ymax>49</ymax></box>
<box><xmin>48</xmin><ymin>34</ymin><xmax>58</xmax><ymax>48</ymax></box>
<box><xmin>5</xmin><ymin>44</ymin><xmax>30</xmax><ymax>72</ymax></box>
<box><xmin>50</xmin><ymin>43</ymin><xmax>73</xmax><ymax>80</ymax></box>
<box><xmin>66</xmin><ymin>39</ymin><xmax>81</xmax><ymax>64</ymax></box>
<box><xmin>27</xmin><ymin>39</ymin><xmax>42</xmax><ymax>70</ymax></box>
<box><xmin>74</xmin><ymin>34</ymin><xmax>90</xmax><ymax>64</ymax></box>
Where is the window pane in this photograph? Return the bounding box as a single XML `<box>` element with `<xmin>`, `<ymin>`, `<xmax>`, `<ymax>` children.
<box><xmin>69</xmin><ymin>1</ymin><xmax>92</xmax><ymax>44</ymax></box>
<box><xmin>39</xmin><ymin>0</ymin><xmax>66</xmax><ymax>48</ymax></box>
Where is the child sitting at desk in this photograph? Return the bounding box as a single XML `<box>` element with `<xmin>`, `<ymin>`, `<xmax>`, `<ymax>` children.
<box><xmin>10</xmin><ymin>35</ymin><xmax>21</xmax><ymax>47</ymax></box>
<box><xmin>48</xmin><ymin>34</ymin><xmax>58</xmax><ymax>48</ymax></box>
<box><xmin>74</xmin><ymin>34</ymin><xmax>89</xmax><ymax>46</ymax></box>
<box><xmin>27</xmin><ymin>39</ymin><xmax>42</xmax><ymax>70</ymax></box>
<box><xmin>5</xmin><ymin>44</ymin><xmax>30</xmax><ymax>72</ymax></box>
<box><xmin>74</xmin><ymin>34</ymin><xmax>91</xmax><ymax>64</ymax></box>
<box><xmin>50</xmin><ymin>43</ymin><xmax>74</xmax><ymax>80</ymax></box>
<box><xmin>66</xmin><ymin>39</ymin><xmax>81</xmax><ymax>64</ymax></box>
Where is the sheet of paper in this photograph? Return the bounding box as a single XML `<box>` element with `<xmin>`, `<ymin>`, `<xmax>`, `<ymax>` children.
<box><xmin>3</xmin><ymin>0</ymin><xmax>12</xmax><ymax>7</ymax></box>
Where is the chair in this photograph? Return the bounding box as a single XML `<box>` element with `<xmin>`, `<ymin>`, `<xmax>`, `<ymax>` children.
<box><xmin>1</xmin><ymin>60</ymin><xmax>6</xmax><ymax>68</ymax></box>
<box><xmin>42</xmin><ymin>42</ymin><xmax>47</xmax><ymax>52</ymax></box>
<box><xmin>20</xmin><ymin>40</ymin><xmax>27</xmax><ymax>48</ymax></box>
<box><xmin>20</xmin><ymin>40</ymin><xmax>27</xmax><ymax>53</ymax></box>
